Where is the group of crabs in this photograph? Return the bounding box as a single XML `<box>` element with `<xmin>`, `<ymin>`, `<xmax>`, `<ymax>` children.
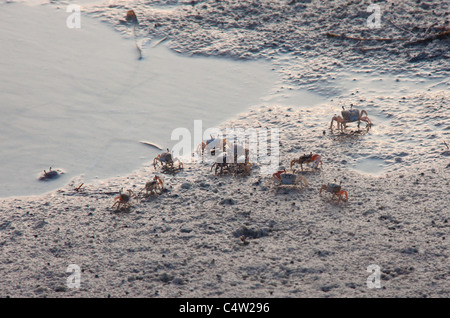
<box><xmin>111</xmin><ymin>152</ymin><xmax>181</xmax><ymax>210</ymax></box>
<box><xmin>112</xmin><ymin>105</ymin><xmax>372</xmax><ymax>210</ymax></box>
<box><xmin>267</xmin><ymin>104</ymin><xmax>372</xmax><ymax>203</ymax></box>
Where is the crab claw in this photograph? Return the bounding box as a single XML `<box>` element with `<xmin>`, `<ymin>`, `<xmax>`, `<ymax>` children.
<box><xmin>154</xmin><ymin>175</ymin><xmax>164</xmax><ymax>187</ymax></box>
<box><xmin>311</xmin><ymin>154</ymin><xmax>322</xmax><ymax>169</ymax></box>
<box><xmin>337</xmin><ymin>190</ymin><xmax>348</xmax><ymax>203</ymax></box>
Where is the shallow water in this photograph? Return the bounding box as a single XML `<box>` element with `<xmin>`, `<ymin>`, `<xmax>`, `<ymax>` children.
<box><xmin>1</xmin><ymin>2</ymin><xmax>448</xmax><ymax>198</ymax></box>
<box><xmin>0</xmin><ymin>2</ymin><xmax>323</xmax><ymax>198</ymax></box>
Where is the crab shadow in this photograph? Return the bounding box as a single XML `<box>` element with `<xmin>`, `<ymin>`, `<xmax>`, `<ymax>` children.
<box><xmin>319</xmin><ymin>194</ymin><xmax>350</xmax><ymax>206</ymax></box>
<box><xmin>138</xmin><ymin>189</ymin><xmax>167</xmax><ymax>202</ymax></box>
<box><xmin>291</xmin><ymin>169</ymin><xmax>322</xmax><ymax>176</ymax></box>
<box><xmin>270</xmin><ymin>185</ymin><xmax>308</xmax><ymax>194</ymax></box>
<box><xmin>160</xmin><ymin>168</ymin><xmax>183</xmax><ymax>175</ymax></box>
<box><xmin>110</xmin><ymin>206</ymin><xmax>132</xmax><ymax>213</ymax></box>
<box><xmin>329</xmin><ymin>125</ymin><xmax>371</xmax><ymax>139</ymax></box>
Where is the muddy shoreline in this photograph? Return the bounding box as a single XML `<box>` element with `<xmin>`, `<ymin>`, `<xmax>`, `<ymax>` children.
<box><xmin>0</xmin><ymin>0</ymin><xmax>449</xmax><ymax>298</ymax></box>
<box><xmin>1</xmin><ymin>104</ymin><xmax>448</xmax><ymax>298</ymax></box>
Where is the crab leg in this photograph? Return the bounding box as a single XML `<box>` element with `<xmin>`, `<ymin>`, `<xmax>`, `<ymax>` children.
<box><xmin>330</xmin><ymin>116</ymin><xmax>338</xmax><ymax>129</ymax></box>
<box><xmin>361</xmin><ymin>116</ymin><xmax>372</xmax><ymax>126</ymax></box>
<box><xmin>319</xmin><ymin>185</ymin><xmax>327</xmax><ymax>194</ymax></box>
<box><xmin>297</xmin><ymin>175</ymin><xmax>308</xmax><ymax>187</ymax></box>
<box><xmin>337</xmin><ymin>190</ymin><xmax>348</xmax><ymax>203</ymax></box>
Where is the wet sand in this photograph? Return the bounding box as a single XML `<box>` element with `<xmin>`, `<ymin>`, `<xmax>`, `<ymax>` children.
<box><xmin>0</xmin><ymin>104</ymin><xmax>448</xmax><ymax>298</ymax></box>
<box><xmin>0</xmin><ymin>0</ymin><xmax>449</xmax><ymax>298</ymax></box>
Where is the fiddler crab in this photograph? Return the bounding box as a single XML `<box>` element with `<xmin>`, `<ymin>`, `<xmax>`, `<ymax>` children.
<box><xmin>233</xmin><ymin>160</ymin><xmax>252</xmax><ymax>177</ymax></box>
<box><xmin>330</xmin><ymin>104</ymin><xmax>372</xmax><ymax>131</ymax></box>
<box><xmin>111</xmin><ymin>188</ymin><xmax>135</xmax><ymax>211</ymax></box>
<box><xmin>197</xmin><ymin>136</ymin><xmax>229</xmax><ymax>157</ymax></box>
<box><xmin>125</xmin><ymin>9</ymin><xmax>138</xmax><ymax>25</ymax></box>
<box><xmin>290</xmin><ymin>152</ymin><xmax>323</xmax><ymax>171</ymax></box>
<box><xmin>153</xmin><ymin>149</ymin><xmax>183</xmax><ymax>173</ymax></box>
<box><xmin>138</xmin><ymin>175</ymin><xmax>164</xmax><ymax>197</ymax></box>
<box><xmin>210</xmin><ymin>143</ymin><xmax>252</xmax><ymax>176</ymax></box>
<box><xmin>211</xmin><ymin>152</ymin><xmax>232</xmax><ymax>176</ymax></box>
<box><xmin>319</xmin><ymin>179</ymin><xmax>348</xmax><ymax>203</ymax></box>
<box><xmin>229</xmin><ymin>143</ymin><xmax>252</xmax><ymax>176</ymax></box>
<box><xmin>38</xmin><ymin>167</ymin><xmax>62</xmax><ymax>181</ymax></box>
<box><xmin>266</xmin><ymin>168</ymin><xmax>309</xmax><ymax>189</ymax></box>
